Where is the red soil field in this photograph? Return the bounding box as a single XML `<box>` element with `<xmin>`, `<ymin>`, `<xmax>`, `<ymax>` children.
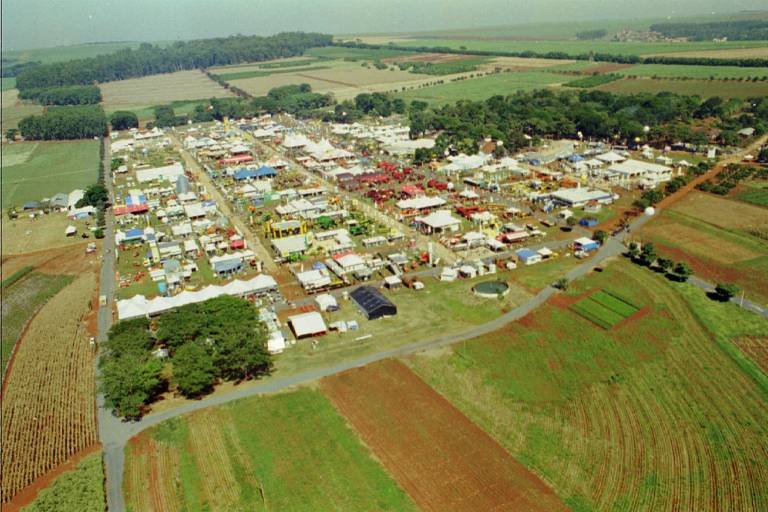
<box><xmin>322</xmin><ymin>359</ymin><xmax>570</xmax><ymax>512</ymax></box>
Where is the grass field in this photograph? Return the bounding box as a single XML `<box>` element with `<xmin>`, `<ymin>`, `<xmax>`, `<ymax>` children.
<box><xmin>570</xmin><ymin>289</ymin><xmax>640</xmax><ymax>329</ymax></box>
<box><xmin>598</xmin><ymin>77</ymin><xmax>768</xmax><ymax>99</ymax></box>
<box><xmin>395</xmin><ymin>70</ymin><xmax>571</xmax><ymax>104</ymax></box>
<box><xmin>322</xmin><ymin>359</ymin><xmax>570</xmax><ymax>511</ymax></box>
<box><xmin>99</xmin><ymin>70</ymin><xmax>234</xmax><ymax>114</ymax></box>
<box><xmin>735</xmin><ymin>181</ymin><xmax>768</xmax><ymax>207</ymax></box>
<box><xmin>647</xmin><ymin>47</ymin><xmax>768</xmax><ymax>60</ymax></box>
<box><xmin>5</xmin><ymin>41</ymin><xmax>143</xmax><ymax>64</ymax></box>
<box><xmin>124</xmin><ymin>388</ymin><xmax>415</xmax><ymax>511</ymax></box>
<box><xmin>1</xmin><ymin>271</ymin><xmax>73</xmax><ymax>374</ymax></box>
<box><xmin>2</xmin><ymin>215</ymin><xmax>94</xmax><ymax>255</ymax></box>
<box><xmin>1</xmin><ymin>140</ymin><xmax>100</xmax><ymax>208</ymax></box>
<box><xmin>1</xmin><ymin>77</ymin><xmax>16</xmax><ymax>91</ymax></box>
<box><xmin>305</xmin><ymin>46</ymin><xmax>416</xmax><ymax>60</ymax></box>
<box><xmin>407</xmin><ymin>260</ymin><xmax>768</xmax><ymax>511</ymax></box>
<box><xmin>618</xmin><ymin>63</ymin><xmax>768</xmax><ymax>79</ymax></box>
<box><xmin>21</xmin><ymin>452</ymin><xmax>104</xmax><ymax>512</ymax></box>
<box><xmin>671</xmin><ymin>191</ymin><xmax>768</xmax><ymax>231</ymax></box>
<box><xmin>1</xmin><ymin>89</ymin><xmax>43</xmax><ymax>133</ymax></box>
<box><xmin>360</xmin><ymin>37</ymin><xmax>768</xmax><ymax>58</ymax></box>
<box><xmin>213</xmin><ymin>65</ymin><xmax>331</xmax><ymax>81</ymax></box>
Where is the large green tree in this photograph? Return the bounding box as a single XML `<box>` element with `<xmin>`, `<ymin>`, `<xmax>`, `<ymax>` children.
<box><xmin>173</xmin><ymin>342</ymin><xmax>217</xmax><ymax>397</ymax></box>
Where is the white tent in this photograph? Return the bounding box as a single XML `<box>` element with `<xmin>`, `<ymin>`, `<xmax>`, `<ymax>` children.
<box><xmin>288</xmin><ymin>312</ymin><xmax>327</xmax><ymax>338</ymax></box>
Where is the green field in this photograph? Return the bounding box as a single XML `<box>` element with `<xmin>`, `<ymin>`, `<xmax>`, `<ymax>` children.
<box><xmin>1</xmin><ymin>77</ymin><xmax>16</xmax><ymax>91</ymax></box>
<box><xmin>598</xmin><ymin>77</ymin><xmax>768</xmax><ymax>99</ymax></box>
<box><xmin>22</xmin><ymin>452</ymin><xmax>104</xmax><ymax>512</ymax></box>
<box><xmin>407</xmin><ymin>260</ymin><xmax>768</xmax><ymax>511</ymax></box>
<box><xmin>124</xmin><ymin>389</ymin><xmax>416</xmax><ymax>511</ymax></box>
<box><xmin>395</xmin><ymin>70</ymin><xmax>571</xmax><ymax>104</ymax></box>
<box><xmin>619</xmin><ymin>64</ymin><xmax>768</xmax><ymax>79</ymax></box>
<box><xmin>376</xmin><ymin>37</ymin><xmax>768</xmax><ymax>58</ymax></box>
<box><xmin>1</xmin><ymin>272</ymin><xmax>74</xmax><ymax>374</ymax></box>
<box><xmin>213</xmin><ymin>66</ymin><xmax>330</xmax><ymax>81</ymax></box>
<box><xmin>570</xmin><ymin>290</ymin><xmax>640</xmax><ymax>328</ymax></box>
<box><xmin>1</xmin><ymin>140</ymin><xmax>100</xmax><ymax>207</ymax></box>
<box><xmin>305</xmin><ymin>46</ymin><xmax>416</xmax><ymax>60</ymax></box>
<box><xmin>104</xmin><ymin>99</ymin><xmax>209</xmax><ymax>123</ymax></box>
<box><xmin>4</xmin><ymin>41</ymin><xmax>148</xmax><ymax>64</ymax></box>
<box><xmin>735</xmin><ymin>183</ymin><xmax>768</xmax><ymax>207</ymax></box>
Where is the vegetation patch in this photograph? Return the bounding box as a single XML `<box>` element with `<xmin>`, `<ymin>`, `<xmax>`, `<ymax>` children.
<box><xmin>570</xmin><ymin>290</ymin><xmax>640</xmax><ymax>329</ymax></box>
<box><xmin>563</xmin><ymin>73</ymin><xmax>622</xmax><ymax>88</ymax></box>
<box><xmin>22</xmin><ymin>452</ymin><xmax>104</xmax><ymax>512</ymax></box>
<box><xmin>212</xmin><ymin>65</ymin><xmax>330</xmax><ymax>81</ymax></box>
<box><xmin>735</xmin><ymin>184</ymin><xmax>768</xmax><ymax>207</ymax></box>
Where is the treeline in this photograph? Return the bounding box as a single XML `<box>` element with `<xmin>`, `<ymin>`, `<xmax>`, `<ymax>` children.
<box><xmin>651</xmin><ymin>20</ymin><xmax>768</xmax><ymax>41</ymax></box>
<box><xmin>332</xmin><ymin>41</ymin><xmax>768</xmax><ymax>68</ymax></box>
<box><xmin>576</xmin><ymin>29</ymin><xmax>608</xmax><ymax>40</ymax></box>
<box><xmin>19</xmin><ymin>105</ymin><xmax>107</xmax><ymax>140</ymax></box>
<box><xmin>407</xmin><ymin>89</ymin><xmax>766</xmax><ymax>163</ymax></box>
<box><xmin>16</xmin><ymin>32</ymin><xmax>332</xmax><ymax>91</ymax></box>
<box><xmin>1</xmin><ymin>58</ymin><xmax>40</xmax><ymax>78</ymax></box>
<box><xmin>18</xmin><ymin>84</ymin><xmax>101</xmax><ymax>105</ymax></box>
<box><xmin>100</xmin><ymin>296</ymin><xmax>271</xmax><ymax>418</ymax></box>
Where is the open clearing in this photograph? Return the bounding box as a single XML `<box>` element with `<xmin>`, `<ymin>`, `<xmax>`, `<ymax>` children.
<box><xmin>670</xmin><ymin>191</ymin><xmax>768</xmax><ymax>231</ymax></box>
<box><xmin>361</xmin><ymin>37</ymin><xmax>768</xmax><ymax>58</ymax></box>
<box><xmin>395</xmin><ymin>70</ymin><xmax>571</xmax><ymax>104</ymax></box>
<box><xmin>647</xmin><ymin>47</ymin><xmax>768</xmax><ymax>60</ymax></box>
<box><xmin>407</xmin><ymin>260</ymin><xmax>768</xmax><ymax>511</ymax></box>
<box><xmin>618</xmin><ymin>63</ymin><xmax>768</xmax><ymax>79</ymax></box>
<box><xmin>1</xmin><ymin>89</ymin><xmax>43</xmax><ymax>133</ymax></box>
<box><xmin>229</xmin><ymin>60</ymin><xmax>432</xmax><ymax>100</ymax></box>
<box><xmin>322</xmin><ymin>359</ymin><xmax>569</xmax><ymax>512</ymax></box>
<box><xmin>1</xmin><ymin>140</ymin><xmax>99</xmax><ymax>208</ymax></box>
<box><xmin>597</xmin><ymin>77</ymin><xmax>768</xmax><ymax>99</ymax></box>
<box><xmin>100</xmin><ymin>70</ymin><xmax>234</xmax><ymax>113</ymax></box>
<box><xmin>123</xmin><ymin>388</ymin><xmax>415</xmax><ymax>511</ymax></box>
<box><xmin>1</xmin><ymin>272</ymin><xmax>99</xmax><ymax>503</ymax></box>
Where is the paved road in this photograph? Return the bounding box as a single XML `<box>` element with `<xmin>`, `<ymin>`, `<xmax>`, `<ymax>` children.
<box><xmin>689</xmin><ymin>276</ymin><xmax>768</xmax><ymax>318</ymax></box>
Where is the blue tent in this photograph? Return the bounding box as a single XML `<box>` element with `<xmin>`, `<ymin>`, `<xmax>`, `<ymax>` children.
<box><xmin>579</xmin><ymin>218</ymin><xmax>599</xmax><ymax>228</ymax></box>
<box><xmin>124</xmin><ymin>228</ymin><xmax>143</xmax><ymax>242</ymax></box>
<box><xmin>233</xmin><ymin>168</ymin><xmax>258</xmax><ymax>181</ymax></box>
<box><xmin>256</xmin><ymin>166</ymin><xmax>277</xmax><ymax>178</ymax></box>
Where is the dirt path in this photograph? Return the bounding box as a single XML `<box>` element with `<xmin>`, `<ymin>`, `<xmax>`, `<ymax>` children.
<box><xmin>322</xmin><ymin>359</ymin><xmax>570</xmax><ymax>512</ymax></box>
<box><xmin>168</xmin><ymin>133</ymin><xmax>277</xmax><ymax>273</ymax></box>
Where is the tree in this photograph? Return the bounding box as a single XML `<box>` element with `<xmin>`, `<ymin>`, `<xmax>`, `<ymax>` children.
<box><xmin>554</xmin><ymin>277</ymin><xmax>569</xmax><ymax>290</ymax></box>
<box><xmin>173</xmin><ymin>342</ymin><xmax>216</xmax><ymax>397</ymax></box>
<box><xmin>627</xmin><ymin>242</ymin><xmax>640</xmax><ymax>259</ymax></box>
<box><xmin>657</xmin><ymin>257</ymin><xmax>673</xmax><ymax>273</ymax></box>
<box><xmin>714</xmin><ymin>283</ymin><xmax>740</xmax><ymax>301</ymax></box>
<box><xmin>5</xmin><ymin>128</ymin><xmax>18</xmax><ymax>141</ymax></box>
<box><xmin>639</xmin><ymin>243</ymin><xmax>657</xmax><ymax>266</ymax></box>
<box><xmin>76</xmin><ymin>183</ymin><xmax>108</xmax><ymax>208</ymax></box>
<box><xmin>19</xmin><ymin>105</ymin><xmax>107</xmax><ymax>140</ymax></box>
<box><xmin>99</xmin><ymin>354</ymin><xmax>163</xmax><ymax>418</ymax></box>
<box><xmin>593</xmin><ymin>230</ymin><xmax>608</xmax><ymax>244</ymax></box>
<box><xmin>110</xmin><ymin>110</ymin><xmax>139</xmax><ymax>130</ymax></box>
<box><xmin>565</xmin><ymin>216</ymin><xmax>578</xmax><ymax>229</ymax></box>
<box><xmin>672</xmin><ymin>261</ymin><xmax>693</xmax><ymax>281</ymax></box>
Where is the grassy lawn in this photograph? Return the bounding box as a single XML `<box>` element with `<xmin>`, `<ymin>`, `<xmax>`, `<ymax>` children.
<box><xmin>384</xmin><ymin>37</ymin><xmax>768</xmax><ymax>57</ymax></box>
<box><xmin>598</xmin><ymin>77</ymin><xmax>768</xmax><ymax>99</ymax></box>
<box><xmin>124</xmin><ymin>389</ymin><xmax>416</xmax><ymax>511</ymax></box>
<box><xmin>1</xmin><ymin>272</ymin><xmax>74</xmax><ymax>373</ymax></box>
<box><xmin>406</xmin><ymin>260</ymin><xmax>768</xmax><ymax>511</ymax></box>
<box><xmin>618</xmin><ymin>64</ymin><xmax>768</xmax><ymax>79</ymax></box>
<box><xmin>22</xmin><ymin>452</ymin><xmax>104</xmax><ymax>512</ymax></box>
<box><xmin>395</xmin><ymin>70</ymin><xmax>571</xmax><ymax>104</ymax></box>
<box><xmin>1</xmin><ymin>214</ymin><xmax>94</xmax><ymax>255</ymax></box>
<box><xmin>1</xmin><ymin>77</ymin><xmax>16</xmax><ymax>91</ymax></box>
<box><xmin>1</xmin><ymin>89</ymin><xmax>43</xmax><ymax>133</ymax></box>
<box><xmin>1</xmin><ymin>140</ymin><xmax>100</xmax><ymax>208</ymax></box>
<box><xmin>511</xmin><ymin>256</ymin><xmax>583</xmax><ymax>291</ymax></box>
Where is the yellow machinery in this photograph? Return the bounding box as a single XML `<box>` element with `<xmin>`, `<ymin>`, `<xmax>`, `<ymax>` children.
<box><xmin>264</xmin><ymin>219</ymin><xmax>308</xmax><ymax>239</ymax></box>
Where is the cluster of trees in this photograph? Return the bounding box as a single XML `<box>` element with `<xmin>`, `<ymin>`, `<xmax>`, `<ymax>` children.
<box><xmin>353</xmin><ymin>92</ymin><xmax>406</xmax><ymax>117</ymax></box>
<box><xmin>576</xmin><ymin>29</ymin><xmax>608</xmax><ymax>40</ymax></box>
<box><xmin>650</xmin><ymin>20</ymin><xmax>768</xmax><ymax>41</ymax></box>
<box><xmin>109</xmin><ymin>110</ymin><xmax>139</xmax><ymax>130</ymax></box>
<box><xmin>18</xmin><ymin>84</ymin><xmax>101</xmax><ymax>105</ymax></box>
<box><xmin>18</xmin><ymin>106</ymin><xmax>107</xmax><ymax>140</ymax></box>
<box><xmin>15</xmin><ymin>32</ymin><xmax>332</xmax><ymax>91</ymax></box>
<box><xmin>697</xmin><ymin>163</ymin><xmax>768</xmax><ymax>195</ymax></box>
<box><xmin>333</xmin><ymin>41</ymin><xmax>768</xmax><ymax>68</ymax></box>
<box><xmin>402</xmin><ymin>60</ymin><xmax>479</xmax><ymax>75</ymax></box>
<box><xmin>627</xmin><ymin>242</ymin><xmax>693</xmax><ymax>282</ymax></box>
<box><xmin>406</xmin><ymin>89</ymin><xmax>746</xmax><ymax>163</ymax></box>
<box><xmin>100</xmin><ymin>296</ymin><xmax>271</xmax><ymax>418</ymax></box>
<box><xmin>0</xmin><ymin>58</ymin><xmax>40</xmax><ymax>78</ymax></box>
<box><xmin>252</xmin><ymin>84</ymin><xmax>334</xmax><ymax>115</ymax></box>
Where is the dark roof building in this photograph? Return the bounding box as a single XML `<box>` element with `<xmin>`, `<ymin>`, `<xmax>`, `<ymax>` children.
<box><xmin>350</xmin><ymin>286</ymin><xmax>397</xmax><ymax>320</ymax></box>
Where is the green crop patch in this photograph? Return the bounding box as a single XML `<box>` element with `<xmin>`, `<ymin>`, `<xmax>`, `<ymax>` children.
<box><xmin>570</xmin><ymin>290</ymin><xmax>640</xmax><ymax>329</ymax></box>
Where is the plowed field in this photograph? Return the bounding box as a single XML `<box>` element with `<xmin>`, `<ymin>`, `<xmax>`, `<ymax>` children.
<box><xmin>322</xmin><ymin>359</ymin><xmax>569</xmax><ymax>512</ymax></box>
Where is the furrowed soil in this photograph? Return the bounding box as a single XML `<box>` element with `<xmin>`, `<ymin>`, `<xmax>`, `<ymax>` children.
<box><xmin>322</xmin><ymin>359</ymin><xmax>570</xmax><ymax>512</ymax></box>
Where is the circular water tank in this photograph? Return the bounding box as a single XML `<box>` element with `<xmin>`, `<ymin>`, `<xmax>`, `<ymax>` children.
<box><xmin>644</xmin><ymin>206</ymin><xmax>656</xmax><ymax>216</ymax></box>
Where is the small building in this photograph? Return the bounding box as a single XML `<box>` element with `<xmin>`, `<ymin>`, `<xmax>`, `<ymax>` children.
<box><xmin>288</xmin><ymin>312</ymin><xmax>327</xmax><ymax>339</ymax></box>
<box><xmin>516</xmin><ymin>248</ymin><xmax>543</xmax><ymax>266</ymax></box>
<box><xmin>574</xmin><ymin>237</ymin><xmax>599</xmax><ymax>252</ymax></box>
<box><xmin>350</xmin><ymin>286</ymin><xmax>397</xmax><ymax>320</ymax></box>
<box><xmin>315</xmin><ymin>293</ymin><xmax>340</xmax><ymax>312</ymax></box>
<box><xmin>415</xmin><ymin>210</ymin><xmax>461</xmax><ymax>234</ymax></box>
